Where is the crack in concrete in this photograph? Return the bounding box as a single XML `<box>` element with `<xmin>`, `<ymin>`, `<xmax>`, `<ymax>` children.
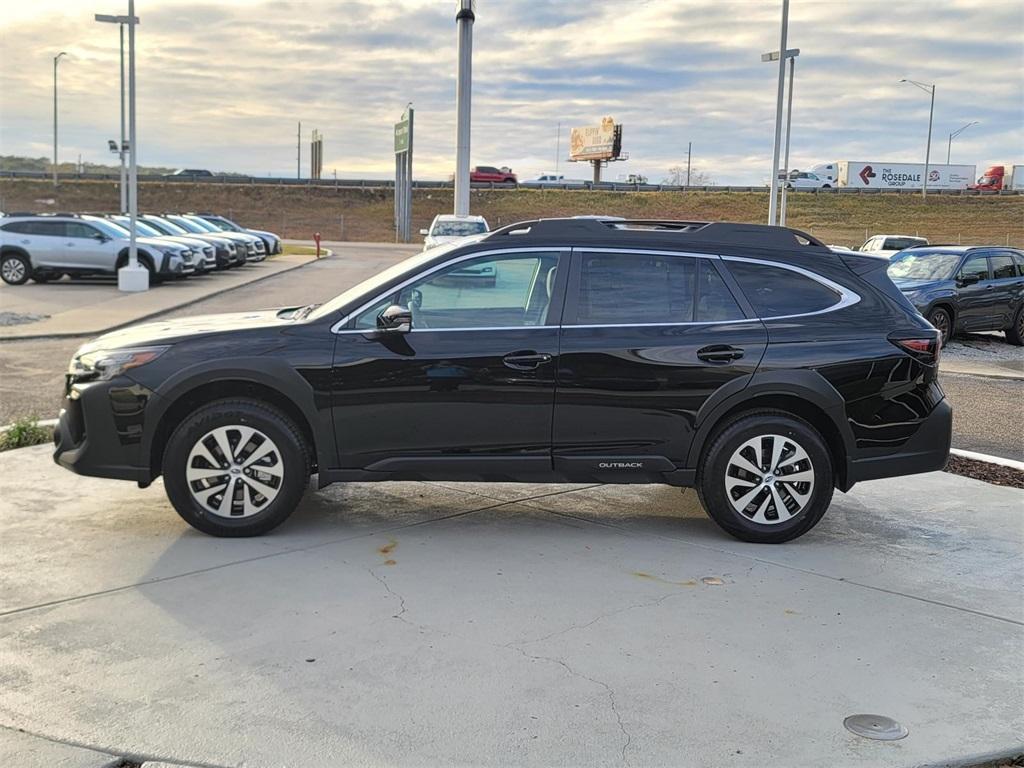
<box><xmin>518</xmin><ymin>590</ymin><xmax>684</xmax><ymax>647</ymax></box>
<box><xmin>365</xmin><ymin>566</ymin><xmax>412</xmax><ymax>627</ymax></box>
<box><xmin>505</xmin><ymin>644</ymin><xmax>633</xmax><ymax>767</ymax></box>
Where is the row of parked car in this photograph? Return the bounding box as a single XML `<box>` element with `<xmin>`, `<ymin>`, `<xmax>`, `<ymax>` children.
<box><xmin>0</xmin><ymin>212</ymin><xmax>282</xmax><ymax>286</ymax></box>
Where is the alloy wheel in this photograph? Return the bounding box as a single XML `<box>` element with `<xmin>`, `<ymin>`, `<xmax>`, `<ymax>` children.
<box><xmin>185</xmin><ymin>425</ymin><xmax>284</xmax><ymax>518</ymax></box>
<box><xmin>930</xmin><ymin>311</ymin><xmax>950</xmax><ymax>345</ymax></box>
<box><xmin>724</xmin><ymin>434</ymin><xmax>815</xmax><ymax>525</ymax></box>
<box><xmin>2</xmin><ymin>259</ymin><xmax>26</xmax><ymax>283</ymax></box>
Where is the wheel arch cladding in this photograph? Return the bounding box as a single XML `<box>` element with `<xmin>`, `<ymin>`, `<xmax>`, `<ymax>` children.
<box><xmin>687</xmin><ymin>372</ymin><xmax>853</xmax><ymax>490</ymax></box>
<box><xmin>145</xmin><ymin>366</ymin><xmax>328</xmax><ymax>481</ymax></box>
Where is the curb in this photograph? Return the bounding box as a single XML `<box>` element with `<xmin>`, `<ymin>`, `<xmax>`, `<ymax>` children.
<box><xmin>949</xmin><ymin>448</ymin><xmax>1024</xmax><ymax>472</ymax></box>
<box><xmin>941</xmin><ymin>366</ymin><xmax>1024</xmax><ymax>381</ymax></box>
<box><xmin>0</xmin><ymin>417</ymin><xmax>57</xmax><ymax>435</ymax></box>
<box><xmin>0</xmin><ymin>249</ymin><xmax>331</xmax><ymax>343</ymax></box>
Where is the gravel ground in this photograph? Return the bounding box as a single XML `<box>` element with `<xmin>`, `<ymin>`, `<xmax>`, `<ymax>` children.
<box><xmin>946</xmin><ymin>455</ymin><xmax>1024</xmax><ymax>488</ymax></box>
<box><xmin>944</xmin><ymin>331</ymin><xmax>1024</xmax><ymax>363</ymax></box>
<box><xmin>0</xmin><ymin>311</ymin><xmax>49</xmax><ymax>326</ymax></box>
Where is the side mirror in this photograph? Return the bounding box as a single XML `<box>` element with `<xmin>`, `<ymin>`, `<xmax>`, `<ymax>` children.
<box><xmin>958</xmin><ymin>273</ymin><xmax>981</xmax><ymax>286</ymax></box>
<box><xmin>377</xmin><ymin>304</ymin><xmax>412</xmax><ymax>333</ymax></box>
<box><xmin>93</xmin><ymin>232</ymin><xmax>108</xmax><ymax>242</ymax></box>
<box><xmin>419</xmin><ymin>229</ymin><xmax>429</xmax><ymax>236</ymax></box>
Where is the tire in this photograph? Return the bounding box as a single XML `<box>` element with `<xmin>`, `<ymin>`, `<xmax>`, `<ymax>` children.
<box><xmin>162</xmin><ymin>398</ymin><xmax>310</xmax><ymax>537</ymax></box>
<box><xmin>927</xmin><ymin>307</ymin><xmax>952</xmax><ymax>347</ymax></box>
<box><xmin>1</xmin><ymin>253</ymin><xmax>31</xmax><ymax>285</ymax></box>
<box><xmin>1006</xmin><ymin>307</ymin><xmax>1024</xmax><ymax>346</ymax></box>
<box><xmin>697</xmin><ymin>410</ymin><xmax>834</xmax><ymax>544</ymax></box>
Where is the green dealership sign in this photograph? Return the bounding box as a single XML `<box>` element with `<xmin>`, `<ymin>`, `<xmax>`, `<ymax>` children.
<box><xmin>394</xmin><ymin>118</ymin><xmax>410</xmax><ymax>154</ymax></box>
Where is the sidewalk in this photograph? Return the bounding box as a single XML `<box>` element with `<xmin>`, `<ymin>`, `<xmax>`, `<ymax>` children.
<box><xmin>0</xmin><ymin>252</ymin><xmax>321</xmax><ymax>341</ymax></box>
<box><xmin>940</xmin><ymin>357</ymin><xmax>1024</xmax><ymax>379</ymax></box>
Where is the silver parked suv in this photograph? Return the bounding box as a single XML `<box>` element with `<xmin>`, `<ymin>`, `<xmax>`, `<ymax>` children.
<box><xmin>0</xmin><ymin>213</ymin><xmax>196</xmax><ymax>285</ymax></box>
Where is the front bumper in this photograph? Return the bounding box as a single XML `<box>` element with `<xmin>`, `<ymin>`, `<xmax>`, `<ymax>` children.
<box><xmin>845</xmin><ymin>397</ymin><xmax>952</xmax><ymax>487</ymax></box>
<box><xmin>53</xmin><ymin>378</ymin><xmax>156</xmax><ymax>485</ymax></box>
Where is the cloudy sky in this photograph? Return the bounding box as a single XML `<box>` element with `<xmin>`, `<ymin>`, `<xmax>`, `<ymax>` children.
<box><xmin>1</xmin><ymin>0</ymin><xmax>1022</xmax><ymax>184</ymax></box>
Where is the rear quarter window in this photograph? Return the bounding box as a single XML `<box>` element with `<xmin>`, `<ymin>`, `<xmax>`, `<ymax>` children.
<box><xmin>726</xmin><ymin>260</ymin><xmax>842</xmax><ymax>317</ymax></box>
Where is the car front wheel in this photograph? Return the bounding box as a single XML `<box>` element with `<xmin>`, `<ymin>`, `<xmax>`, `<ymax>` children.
<box><xmin>698</xmin><ymin>411</ymin><xmax>834</xmax><ymax>543</ymax></box>
<box><xmin>927</xmin><ymin>307</ymin><xmax>952</xmax><ymax>347</ymax></box>
<box><xmin>1</xmin><ymin>253</ymin><xmax>31</xmax><ymax>285</ymax></box>
<box><xmin>163</xmin><ymin>399</ymin><xmax>310</xmax><ymax>536</ymax></box>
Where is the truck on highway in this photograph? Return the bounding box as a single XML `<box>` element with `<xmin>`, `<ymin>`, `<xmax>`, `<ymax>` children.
<box><xmin>829</xmin><ymin>161</ymin><xmax>975</xmax><ymax>190</ymax></box>
<box><xmin>969</xmin><ymin>164</ymin><xmax>1022</xmax><ymax>191</ymax></box>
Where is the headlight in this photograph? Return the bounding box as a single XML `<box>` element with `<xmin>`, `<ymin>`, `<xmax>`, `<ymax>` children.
<box><xmin>69</xmin><ymin>345</ymin><xmax>170</xmax><ymax>381</ymax></box>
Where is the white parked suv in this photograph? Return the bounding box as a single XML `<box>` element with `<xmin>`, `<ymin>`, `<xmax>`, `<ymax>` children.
<box><xmin>859</xmin><ymin>234</ymin><xmax>929</xmax><ymax>258</ymax></box>
<box><xmin>420</xmin><ymin>214</ymin><xmax>489</xmax><ymax>250</ymax></box>
<box><xmin>0</xmin><ymin>214</ymin><xmax>196</xmax><ymax>285</ymax></box>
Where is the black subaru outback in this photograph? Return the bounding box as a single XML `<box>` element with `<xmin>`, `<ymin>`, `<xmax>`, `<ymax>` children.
<box><xmin>54</xmin><ymin>218</ymin><xmax>951</xmax><ymax>543</ymax></box>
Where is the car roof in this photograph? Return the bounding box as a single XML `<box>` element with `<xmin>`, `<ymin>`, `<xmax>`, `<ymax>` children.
<box><xmin>432</xmin><ymin>214</ymin><xmax>487</xmax><ymax>223</ymax></box>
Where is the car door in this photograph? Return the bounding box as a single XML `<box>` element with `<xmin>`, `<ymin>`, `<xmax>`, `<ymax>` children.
<box><xmin>987</xmin><ymin>250</ymin><xmax>1024</xmax><ymax>328</ymax></box>
<box><xmin>329</xmin><ymin>248</ymin><xmax>567</xmax><ymax>473</ymax></box>
<box><xmin>551</xmin><ymin>248</ymin><xmax>767</xmax><ymax>478</ymax></box>
<box><xmin>27</xmin><ymin>221</ymin><xmax>74</xmax><ymax>268</ymax></box>
<box><xmin>955</xmin><ymin>252</ymin><xmax>995</xmax><ymax>331</ymax></box>
<box><xmin>68</xmin><ymin>221</ymin><xmax>119</xmax><ymax>271</ymax></box>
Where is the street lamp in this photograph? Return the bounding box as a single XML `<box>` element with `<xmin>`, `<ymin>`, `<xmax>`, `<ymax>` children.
<box><xmin>900</xmin><ymin>78</ymin><xmax>936</xmax><ymax>198</ymax></box>
<box><xmin>762</xmin><ymin>47</ymin><xmax>800</xmax><ymax>225</ymax></box>
<box><xmin>53</xmin><ymin>52</ymin><xmax>67</xmax><ymax>187</ymax></box>
<box><xmin>95</xmin><ymin>13</ymin><xmax>133</xmax><ymax>213</ymax></box>
<box><xmin>946</xmin><ymin>121</ymin><xmax>979</xmax><ymax>164</ymax></box>
<box><xmin>765</xmin><ymin>0</ymin><xmax>789</xmax><ymax>226</ymax></box>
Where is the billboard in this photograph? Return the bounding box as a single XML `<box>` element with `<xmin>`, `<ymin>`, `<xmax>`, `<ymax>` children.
<box><xmin>836</xmin><ymin>161</ymin><xmax>975</xmax><ymax>190</ymax></box>
<box><xmin>569</xmin><ymin>117</ymin><xmax>621</xmax><ymax>161</ymax></box>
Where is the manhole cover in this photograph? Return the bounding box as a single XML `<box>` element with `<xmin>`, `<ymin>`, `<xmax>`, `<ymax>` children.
<box><xmin>843</xmin><ymin>714</ymin><xmax>909</xmax><ymax>741</ymax></box>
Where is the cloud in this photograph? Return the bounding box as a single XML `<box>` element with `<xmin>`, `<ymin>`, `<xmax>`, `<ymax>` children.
<box><xmin>0</xmin><ymin>0</ymin><xmax>1020</xmax><ymax>184</ymax></box>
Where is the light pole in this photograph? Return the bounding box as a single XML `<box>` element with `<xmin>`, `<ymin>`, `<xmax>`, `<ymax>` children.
<box><xmin>900</xmin><ymin>78</ymin><xmax>936</xmax><ymax>198</ymax></box>
<box><xmin>95</xmin><ymin>14</ymin><xmax>129</xmax><ymax>212</ymax></box>
<box><xmin>946</xmin><ymin>121</ymin><xmax>978</xmax><ymax>164</ymax></box>
<box><xmin>454</xmin><ymin>0</ymin><xmax>475</xmax><ymax>216</ymax></box>
<box><xmin>685</xmin><ymin>141</ymin><xmax>691</xmax><ymax>188</ymax></box>
<box><xmin>765</xmin><ymin>0</ymin><xmax>789</xmax><ymax>226</ymax></box>
<box><xmin>762</xmin><ymin>47</ymin><xmax>800</xmax><ymax>224</ymax></box>
<box><xmin>52</xmin><ymin>52</ymin><xmax>67</xmax><ymax>187</ymax></box>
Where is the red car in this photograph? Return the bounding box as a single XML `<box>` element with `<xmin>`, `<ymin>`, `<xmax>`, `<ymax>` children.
<box><xmin>469</xmin><ymin>166</ymin><xmax>517</xmax><ymax>183</ymax></box>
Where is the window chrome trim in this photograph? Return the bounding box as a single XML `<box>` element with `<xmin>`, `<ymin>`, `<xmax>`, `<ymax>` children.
<box><xmin>721</xmin><ymin>255</ymin><xmax>861</xmax><ymax>320</ymax></box>
<box><xmin>330</xmin><ymin>246</ymin><xmax>570</xmax><ymax>333</ymax></box>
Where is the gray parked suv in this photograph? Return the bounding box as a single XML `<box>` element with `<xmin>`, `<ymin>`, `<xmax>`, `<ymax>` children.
<box><xmin>0</xmin><ymin>214</ymin><xmax>195</xmax><ymax>285</ymax></box>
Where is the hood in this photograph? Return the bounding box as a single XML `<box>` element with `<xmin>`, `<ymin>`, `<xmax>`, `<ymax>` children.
<box><xmin>246</xmin><ymin>228</ymin><xmax>278</xmax><ymax>240</ymax></box>
<box><xmin>891</xmin><ymin>278</ymin><xmax>949</xmax><ymax>292</ymax></box>
<box><xmin>78</xmin><ymin>308</ymin><xmax>296</xmax><ymax>351</ymax></box>
<box><xmin>214</xmin><ymin>231</ymin><xmax>259</xmax><ymax>243</ymax></box>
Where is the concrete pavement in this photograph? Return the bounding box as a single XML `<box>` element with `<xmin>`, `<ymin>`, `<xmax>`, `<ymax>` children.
<box><xmin>1</xmin><ymin>444</ymin><xmax>1021</xmax><ymax>767</ymax></box>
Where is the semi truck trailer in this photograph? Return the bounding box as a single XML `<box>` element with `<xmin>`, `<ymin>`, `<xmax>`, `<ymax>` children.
<box><xmin>969</xmin><ymin>165</ymin><xmax>1022</xmax><ymax>191</ymax></box>
<box><xmin>826</xmin><ymin>161</ymin><xmax>976</xmax><ymax>190</ymax></box>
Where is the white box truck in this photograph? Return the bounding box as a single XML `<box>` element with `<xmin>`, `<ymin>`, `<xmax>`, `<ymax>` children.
<box><xmin>832</xmin><ymin>161</ymin><xmax>975</xmax><ymax>190</ymax></box>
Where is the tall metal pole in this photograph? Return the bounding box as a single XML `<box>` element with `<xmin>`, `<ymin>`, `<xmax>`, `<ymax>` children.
<box><xmin>767</xmin><ymin>0</ymin><xmax>789</xmax><ymax>225</ymax></box>
<box><xmin>119</xmin><ymin>24</ymin><xmax>127</xmax><ymax>212</ymax></box>
<box><xmin>779</xmin><ymin>55</ymin><xmax>796</xmax><ymax>225</ymax></box>
<box><xmin>923</xmin><ymin>84</ymin><xmax>935</xmax><ymax>199</ymax></box>
<box><xmin>454</xmin><ymin>0</ymin><xmax>474</xmax><ymax>216</ymax></box>
<box><xmin>297</xmin><ymin>121</ymin><xmax>301</xmax><ymax>179</ymax></box>
<box><xmin>118</xmin><ymin>0</ymin><xmax>147</xmax><ymax>291</ymax></box>
<box><xmin>53</xmin><ymin>52</ymin><xmax>67</xmax><ymax>187</ymax></box>
<box><xmin>946</xmin><ymin>121</ymin><xmax>978</xmax><ymax>164</ymax></box>
<box><xmin>685</xmin><ymin>141</ymin><xmax>692</xmax><ymax>188</ymax></box>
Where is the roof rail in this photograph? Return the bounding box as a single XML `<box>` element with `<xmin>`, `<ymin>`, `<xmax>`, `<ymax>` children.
<box><xmin>484</xmin><ymin>217</ymin><xmax>827</xmax><ymax>249</ymax></box>
<box><xmin>3</xmin><ymin>211</ymin><xmax>83</xmax><ymax>218</ymax></box>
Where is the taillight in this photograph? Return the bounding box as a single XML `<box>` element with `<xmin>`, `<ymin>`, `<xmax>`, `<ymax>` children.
<box><xmin>889</xmin><ymin>333</ymin><xmax>940</xmax><ymax>364</ymax></box>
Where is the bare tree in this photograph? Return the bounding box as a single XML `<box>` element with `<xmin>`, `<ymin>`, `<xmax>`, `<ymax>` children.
<box><xmin>663</xmin><ymin>165</ymin><xmax>714</xmax><ymax>187</ymax></box>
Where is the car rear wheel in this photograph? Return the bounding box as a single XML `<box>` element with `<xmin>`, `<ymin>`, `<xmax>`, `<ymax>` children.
<box><xmin>163</xmin><ymin>399</ymin><xmax>310</xmax><ymax>537</ymax></box>
<box><xmin>1007</xmin><ymin>307</ymin><xmax>1024</xmax><ymax>346</ymax></box>
<box><xmin>697</xmin><ymin>411</ymin><xmax>834</xmax><ymax>543</ymax></box>
<box><xmin>927</xmin><ymin>307</ymin><xmax>952</xmax><ymax>347</ymax></box>
<box><xmin>1</xmin><ymin>253</ymin><xmax>31</xmax><ymax>285</ymax></box>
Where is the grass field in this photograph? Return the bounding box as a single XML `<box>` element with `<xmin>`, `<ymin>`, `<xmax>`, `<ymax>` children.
<box><xmin>2</xmin><ymin>179</ymin><xmax>1021</xmax><ymax>248</ymax></box>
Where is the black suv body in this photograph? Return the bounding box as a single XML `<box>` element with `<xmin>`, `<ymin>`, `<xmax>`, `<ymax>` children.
<box><xmin>53</xmin><ymin>218</ymin><xmax>951</xmax><ymax>542</ymax></box>
<box><xmin>887</xmin><ymin>246</ymin><xmax>1024</xmax><ymax>346</ymax></box>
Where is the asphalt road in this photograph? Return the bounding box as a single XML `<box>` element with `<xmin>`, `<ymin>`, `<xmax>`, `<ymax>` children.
<box><xmin>1</xmin><ymin>247</ymin><xmax>1021</xmax><ymax>462</ymax></box>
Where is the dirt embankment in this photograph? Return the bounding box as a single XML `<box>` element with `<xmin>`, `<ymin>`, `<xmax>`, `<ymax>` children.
<box><xmin>2</xmin><ymin>178</ymin><xmax>1022</xmax><ymax>247</ymax></box>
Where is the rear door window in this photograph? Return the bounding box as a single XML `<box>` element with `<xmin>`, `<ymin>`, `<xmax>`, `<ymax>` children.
<box><xmin>726</xmin><ymin>260</ymin><xmax>842</xmax><ymax>317</ymax></box>
<box><xmin>32</xmin><ymin>221</ymin><xmax>68</xmax><ymax>238</ymax></box>
<box><xmin>990</xmin><ymin>253</ymin><xmax>1017</xmax><ymax>280</ymax></box>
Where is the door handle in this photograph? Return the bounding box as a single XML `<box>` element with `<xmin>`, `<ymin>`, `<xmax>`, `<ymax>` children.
<box><xmin>696</xmin><ymin>345</ymin><xmax>744</xmax><ymax>363</ymax></box>
<box><xmin>985</xmin><ymin>285</ymin><xmax>995</xmax><ymax>291</ymax></box>
<box><xmin>503</xmin><ymin>350</ymin><xmax>552</xmax><ymax>371</ymax></box>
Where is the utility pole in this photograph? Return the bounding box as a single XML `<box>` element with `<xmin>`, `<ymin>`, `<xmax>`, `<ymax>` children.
<box><xmin>779</xmin><ymin>54</ymin><xmax>796</xmax><ymax>225</ymax></box>
<box><xmin>454</xmin><ymin>0</ymin><xmax>475</xmax><ymax>215</ymax></box>
<box><xmin>900</xmin><ymin>79</ymin><xmax>936</xmax><ymax>198</ymax></box>
<box><xmin>766</xmin><ymin>0</ymin><xmax>789</xmax><ymax>225</ymax></box>
<box><xmin>686</xmin><ymin>141</ymin><xmax>692</xmax><ymax>188</ymax></box>
<box><xmin>53</xmin><ymin>52</ymin><xmax>67</xmax><ymax>187</ymax></box>
<box><xmin>118</xmin><ymin>0</ymin><xmax>147</xmax><ymax>291</ymax></box>
<box><xmin>946</xmin><ymin>121</ymin><xmax>978</xmax><ymax>164</ymax></box>
<box><xmin>119</xmin><ymin>23</ymin><xmax>126</xmax><ymax>211</ymax></box>
<box><xmin>555</xmin><ymin>122</ymin><xmax>561</xmax><ymax>175</ymax></box>
<box><xmin>297</xmin><ymin>121</ymin><xmax>301</xmax><ymax>179</ymax></box>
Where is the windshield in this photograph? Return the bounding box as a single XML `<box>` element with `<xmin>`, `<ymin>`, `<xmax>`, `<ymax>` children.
<box><xmin>82</xmin><ymin>217</ymin><xmax>131</xmax><ymax>238</ymax></box>
<box><xmin>307</xmin><ymin>240</ymin><xmax>477</xmax><ymax>322</ymax></box>
<box><xmin>111</xmin><ymin>217</ymin><xmax>162</xmax><ymax>237</ymax></box>
<box><xmin>432</xmin><ymin>220</ymin><xmax>488</xmax><ymax>237</ymax></box>
<box><xmin>165</xmin><ymin>216</ymin><xmax>205</xmax><ymax>234</ymax></box>
<box><xmin>144</xmin><ymin>217</ymin><xmax>188</xmax><ymax>235</ymax></box>
<box><xmin>888</xmin><ymin>251</ymin><xmax>962</xmax><ymax>281</ymax></box>
<box><xmin>181</xmin><ymin>216</ymin><xmax>220</xmax><ymax>233</ymax></box>
<box><xmin>885</xmin><ymin>237</ymin><xmax>927</xmax><ymax>251</ymax></box>
<box><xmin>205</xmin><ymin>216</ymin><xmax>239</xmax><ymax>231</ymax></box>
